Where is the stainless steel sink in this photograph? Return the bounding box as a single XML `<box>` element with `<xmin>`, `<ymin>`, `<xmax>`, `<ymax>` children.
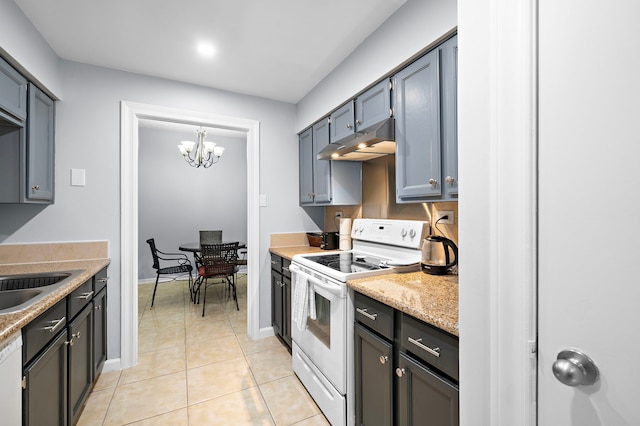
<box><xmin>0</xmin><ymin>271</ymin><xmax>82</xmax><ymax>314</ymax></box>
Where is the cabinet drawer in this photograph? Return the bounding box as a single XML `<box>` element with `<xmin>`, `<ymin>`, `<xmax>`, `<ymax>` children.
<box><xmin>22</xmin><ymin>298</ymin><xmax>67</xmax><ymax>364</ymax></box>
<box><xmin>282</xmin><ymin>259</ymin><xmax>291</xmax><ymax>279</ymax></box>
<box><xmin>270</xmin><ymin>254</ymin><xmax>282</xmax><ymax>272</ymax></box>
<box><xmin>400</xmin><ymin>313</ymin><xmax>459</xmax><ymax>381</ymax></box>
<box><xmin>94</xmin><ymin>267</ymin><xmax>109</xmax><ymax>293</ymax></box>
<box><xmin>354</xmin><ymin>292</ymin><xmax>394</xmax><ymax>340</ymax></box>
<box><xmin>67</xmin><ymin>278</ymin><xmax>93</xmax><ymax>320</ymax></box>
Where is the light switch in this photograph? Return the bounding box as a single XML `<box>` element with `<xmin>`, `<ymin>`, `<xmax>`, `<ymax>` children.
<box><xmin>259</xmin><ymin>194</ymin><xmax>267</xmax><ymax>206</ymax></box>
<box><xmin>71</xmin><ymin>169</ymin><xmax>86</xmax><ymax>187</ymax></box>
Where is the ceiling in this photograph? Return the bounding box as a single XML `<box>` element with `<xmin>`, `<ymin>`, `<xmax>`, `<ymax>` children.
<box><xmin>14</xmin><ymin>0</ymin><xmax>406</xmax><ymax>104</ymax></box>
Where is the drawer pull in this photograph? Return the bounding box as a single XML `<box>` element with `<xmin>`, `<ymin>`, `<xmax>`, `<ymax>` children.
<box><xmin>72</xmin><ymin>331</ymin><xmax>81</xmax><ymax>339</ymax></box>
<box><xmin>97</xmin><ymin>277</ymin><xmax>109</xmax><ymax>283</ymax></box>
<box><xmin>408</xmin><ymin>337</ymin><xmax>441</xmax><ymax>358</ymax></box>
<box><xmin>356</xmin><ymin>307</ymin><xmax>377</xmax><ymax>321</ymax></box>
<box><xmin>77</xmin><ymin>291</ymin><xmax>94</xmax><ymax>300</ymax></box>
<box><xmin>44</xmin><ymin>317</ymin><xmax>66</xmax><ymax>334</ymax></box>
<box><xmin>282</xmin><ymin>267</ymin><xmax>290</xmax><ymax>273</ymax></box>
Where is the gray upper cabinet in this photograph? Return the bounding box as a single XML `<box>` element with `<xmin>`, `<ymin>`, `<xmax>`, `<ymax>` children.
<box><xmin>330</xmin><ymin>101</ymin><xmax>355</xmax><ymax>143</ymax></box>
<box><xmin>355</xmin><ymin>79</ymin><xmax>392</xmax><ymax>132</ymax></box>
<box><xmin>441</xmin><ymin>35</ymin><xmax>458</xmax><ymax>199</ymax></box>
<box><xmin>0</xmin><ymin>56</ymin><xmax>28</xmax><ymax>122</ymax></box>
<box><xmin>299</xmin><ymin>119</ymin><xmax>362</xmax><ymax>206</ymax></box>
<box><xmin>299</xmin><ymin>127</ymin><xmax>314</xmax><ymax>204</ymax></box>
<box><xmin>394</xmin><ymin>34</ymin><xmax>458</xmax><ymax>203</ymax></box>
<box><xmin>27</xmin><ymin>83</ymin><xmax>55</xmax><ymax>203</ymax></box>
<box><xmin>394</xmin><ymin>48</ymin><xmax>442</xmax><ymax>201</ymax></box>
<box><xmin>312</xmin><ymin>118</ymin><xmax>332</xmax><ymax>203</ymax></box>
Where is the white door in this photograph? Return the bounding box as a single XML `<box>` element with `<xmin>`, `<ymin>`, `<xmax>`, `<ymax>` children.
<box><xmin>538</xmin><ymin>0</ymin><xmax>640</xmax><ymax>424</ymax></box>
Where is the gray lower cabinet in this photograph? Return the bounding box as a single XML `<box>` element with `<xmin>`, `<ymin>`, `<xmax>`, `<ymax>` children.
<box><xmin>271</xmin><ymin>254</ymin><xmax>291</xmax><ymax>347</ymax></box>
<box><xmin>394</xmin><ymin>34</ymin><xmax>458</xmax><ymax>203</ymax></box>
<box><xmin>22</xmin><ymin>268</ymin><xmax>108</xmax><ymax>426</ymax></box>
<box><xmin>354</xmin><ymin>292</ymin><xmax>459</xmax><ymax>426</ymax></box>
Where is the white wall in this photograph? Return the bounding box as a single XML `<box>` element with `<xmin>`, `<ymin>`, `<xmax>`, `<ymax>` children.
<box><xmin>138</xmin><ymin>126</ymin><xmax>247</xmax><ymax>281</ymax></box>
<box><xmin>296</xmin><ymin>0</ymin><xmax>457</xmax><ymax>131</ymax></box>
<box><xmin>0</xmin><ymin>0</ymin><xmax>62</xmax><ymax>97</ymax></box>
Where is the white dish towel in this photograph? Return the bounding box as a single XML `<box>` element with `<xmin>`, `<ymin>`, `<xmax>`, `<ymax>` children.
<box><xmin>293</xmin><ymin>272</ymin><xmax>316</xmax><ymax>331</ymax></box>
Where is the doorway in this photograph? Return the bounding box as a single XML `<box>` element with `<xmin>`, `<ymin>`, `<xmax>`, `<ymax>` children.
<box><xmin>120</xmin><ymin>101</ymin><xmax>260</xmax><ymax>369</ymax></box>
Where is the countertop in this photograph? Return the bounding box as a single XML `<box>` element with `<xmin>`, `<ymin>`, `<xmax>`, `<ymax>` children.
<box><xmin>0</xmin><ymin>259</ymin><xmax>110</xmax><ymax>344</ymax></box>
<box><xmin>269</xmin><ymin>245</ymin><xmax>458</xmax><ymax>337</ymax></box>
<box><xmin>348</xmin><ymin>271</ymin><xmax>459</xmax><ymax>336</ymax></box>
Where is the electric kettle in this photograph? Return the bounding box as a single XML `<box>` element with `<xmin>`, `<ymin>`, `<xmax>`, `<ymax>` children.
<box><xmin>421</xmin><ymin>235</ymin><xmax>458</xmax><ymax>275</ymax></box>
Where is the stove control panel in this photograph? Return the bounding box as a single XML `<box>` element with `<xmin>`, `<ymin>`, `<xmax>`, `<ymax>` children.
<box><xmin>351</xmin><ymin>219</ymin><xmax>429</xmax><ymax>249</ymax></box>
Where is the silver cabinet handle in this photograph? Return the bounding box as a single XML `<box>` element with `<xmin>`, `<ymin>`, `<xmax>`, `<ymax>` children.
<box><xmin>44</xmin><ymin>317</ymin><xmax>66</xmax><ymax>334</ymax></box>
<box><xmin>396</xmin><ymin>367</ymin><xmax>405</xmax><ymax>377</ymax></box>
<box><xmin>95</xmin><ymin>304</ymin><xmax>102</xmax><ymax>310</ymax></box>
<box><xmin>408</xmin><ymin>337</ymin><xmax>441</xmax><ymax>358</ymax></box>
<box><xmin>97</xmin><ymin>277</ymin><xmax>109</xmax><ymax>283</ymax></box>
<box><xmin>65</xmin><ymin>339</ymin><xmax>74</xmax><ymax>347</ymax></box>
<box><xmin>355</xmin><ymin>120</ymin><xmax>361</xmax><ymax>125</ymax></box>
<box><xmin>32</xmin><ymin>185</ymin><xmax>40</xmax><ymax>191</ymax></box>
<box><xmin>445</xmin><ymin>176</ymin><xmax>455</xmax><ymax>184</ymax></box>
<box><xmin>356</xmin><ymin>307</ymin><xmax>377</xmax><ymax>321</ymax></box>
<box><xmin>282</xmin><ymin>267</ymin><xmax>290</xmax><ymax>273</ymax></box>
<box><xmin>77</xmin><ymin>291</ymin><xmax>94</xmax><ymax>300</ymax></box>
<box><xmin>72</xmin><ymin>331</ymin><xmax>81</xmax><ymax>339</ymax></box>
<box><xmin>271</xmin><ymin>260</ymin><xmax>278</xmax><ymax>265</ymax></box>
<box><xmin>379</xmin><ymin>355</ymin><xmax>388</xmax><ymax>364</ymax></box>
<box><xmin>429</xmin><ymin>179</ymin><xmax>437</xmax><ymax>186</ymax></box>
<box><xmin>347</xmin><ymin>124</ymin><xmax>353</xmax><ymax>129</ymax></box>
<box><xmin>552</xmin><ymin>349</ymin><xmax>599</xmax><ymax>387</ymax></box>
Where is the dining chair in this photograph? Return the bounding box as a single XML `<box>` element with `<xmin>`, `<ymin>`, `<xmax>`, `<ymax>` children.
<box><xmin>193</xmin><ymin>242</ymin><xmax>239</xmax><ymax>315</ymax></box>
<box><xmin>146</xmin><ymin>238</ymin><xmax>193</xmax><ymax>306</ymax></box>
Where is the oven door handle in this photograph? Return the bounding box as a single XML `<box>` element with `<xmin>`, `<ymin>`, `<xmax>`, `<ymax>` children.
<box><xmin>290</xmin><ymin>264</ymin><xmax>345</xmax><ymax>298</ymax></box>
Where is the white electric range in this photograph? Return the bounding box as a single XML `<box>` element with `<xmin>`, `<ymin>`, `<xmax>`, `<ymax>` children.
<box><xmin>290</xmin><ymin>218</ymin><xmax>428</xmax><ymax>426</ymax></box>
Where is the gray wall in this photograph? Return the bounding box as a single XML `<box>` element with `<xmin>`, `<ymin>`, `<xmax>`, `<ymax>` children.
<box><xmin>138</xmin><ymin>126</ymin><xmax>248</xmax><ymax>281</ymax></box>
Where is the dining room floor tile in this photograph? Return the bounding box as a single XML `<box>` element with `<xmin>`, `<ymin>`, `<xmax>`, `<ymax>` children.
<box><xmin>78</xmin><ymin>275</ymin><xmax>329</xmax><ymax>425</ymax></box>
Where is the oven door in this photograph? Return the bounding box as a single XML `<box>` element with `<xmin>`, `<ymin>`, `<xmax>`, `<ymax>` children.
<box><xmin>290</xmin><ymin>263</ymin><xmax>347</xmax><ymax>394</ymax></box>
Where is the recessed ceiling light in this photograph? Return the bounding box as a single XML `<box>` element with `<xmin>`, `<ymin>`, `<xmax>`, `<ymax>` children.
<box><xmin>196</xmin><ymin>43</ymin><xmax>215</xmax><ymax>58</ymax></box>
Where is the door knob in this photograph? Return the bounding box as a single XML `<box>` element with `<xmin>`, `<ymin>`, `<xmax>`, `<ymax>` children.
<box><xmin>552</xmin><ymin>349</ymin><xmax>599</xmax><ymax>386</ymax></box>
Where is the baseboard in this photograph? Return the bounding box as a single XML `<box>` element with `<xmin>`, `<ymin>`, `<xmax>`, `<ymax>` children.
<box><xmin>257</xmin><ymin>325</ymin><xmax>276</xmax><ymax>339</ymax></box>
<box><xmin>101</xmin><ymin>358</ymin><xmax>123</xmax><ymax>372</ymax></box>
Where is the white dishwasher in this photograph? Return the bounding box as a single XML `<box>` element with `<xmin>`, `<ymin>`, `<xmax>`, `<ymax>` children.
<box><xmin>0</xmin><ymin>332</ymin><xmax>23</xmax><ymax>426</ymax></box>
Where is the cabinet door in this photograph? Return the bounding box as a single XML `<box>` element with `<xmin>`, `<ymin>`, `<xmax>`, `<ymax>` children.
<box><xmin>356</xmin><ymin>79</ymin><xmax>392</xmax><ymax>131</ymax></box>
<box><xmin>440</xmin><ymin>35</ymin><xmax>458</xmax><ymax>199</ymax></box>
<box><xmin>271</xmin><ymin>269</ymin><xmax>284</xmax><ymax>338</ymax></box>
<box><xmin>396</xmin><ymin>352</ymin><xmax>459</xmax><ymax>426</ymax></box>
<box><xmin>312</xmin><ymin>118</ymin><xmax>332</xmax><ymax>203</ymax></box>
<box><xmin>23</xmin><ymin>330</ymin><xmax>68</xmax><ymax>426</ymax></box>
<box><xmin>68</xmin><ymin>303</ymin><xmax>94</xmax><ymax>426</ymax></box>
<box><xmin>93</xmin><ymin>288</ymin><xmax>107</xmax><ymax>376</ymax></box>
<box><xmin>330</xmin><ymin>101</ymin><xmax>355</xmax><ymax>143</ymax></box>
<box><xmin>394</xmin><ymin>49</ymin><xmax>442</xmax><ymax>201</ymax></box>
<box><xmin>26</xmin><ymin>83</ymin><xmax>55</xmax><ymax>203</ymax></box>
<box><xmin>0</xmin><ymin>57</ymin><xmax>27</xmax><ymax>121</ymax></box>
<box><xmin>354</xmin><ymin>323</ymin><xmax>393</xmax><ymax>426</ymax></box>
<box><xmin>283</xmin><ymin>274</ymin><xmax>292</xmax><ymax>347</ymax></box>
<box><xmin>299</xmin><ymin>127</ymin><xmax>314</xmax><ymax>204</ymax></box>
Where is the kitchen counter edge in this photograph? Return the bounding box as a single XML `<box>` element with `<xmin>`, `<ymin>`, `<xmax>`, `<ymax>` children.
<box><xmin>347</xmin><ymin>271</ymin><xmax>459</xmax><ymax>337</ymax></box>
<box><xmin>269</xmin><ymin>245</ymin><xmax>327</xmax><ymax>261</ymax></box>
<box><xmin>0</xmin><ymin>258</ymin><xmax>111</xmax><ymax>344</ymax></box>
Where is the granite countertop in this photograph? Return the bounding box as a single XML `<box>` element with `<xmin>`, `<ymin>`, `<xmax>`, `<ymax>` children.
<box><xmin>0</xmin><ymin>259</ymin><xmax>110</xmax><ymax>343</ymax></box>
<box><xmin>348</xmin><ymin>271</ymin><xmax>459</xmax><ymax>336</ymax></box>
<box><xmin>269</xmin><ymin>245</ymin><xmax>327</xmax><ymax>261</ymax></box>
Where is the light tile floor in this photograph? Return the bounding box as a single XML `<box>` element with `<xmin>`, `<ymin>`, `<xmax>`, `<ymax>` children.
<box><xmin>78</xmin><ymin>275</ymin><xmax>330</xmax><ymax>425</ymax></box>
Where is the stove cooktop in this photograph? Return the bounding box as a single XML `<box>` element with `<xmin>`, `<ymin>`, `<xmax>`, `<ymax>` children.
<box><xmin>305</xmin><ymin>252</ymin><xmax>392</xmax><ymax>274</ymax></box>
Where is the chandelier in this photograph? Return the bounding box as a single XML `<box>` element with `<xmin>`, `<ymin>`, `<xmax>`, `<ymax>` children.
<box><xmin>177</xmin><ymin>127</ymin><xmax>225</xmax><ymax>168</ymax></box>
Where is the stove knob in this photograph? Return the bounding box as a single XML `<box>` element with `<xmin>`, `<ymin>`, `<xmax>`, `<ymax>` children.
<box><xmin>409</xmin><ymin>229</ymin><xmax>416</xmax><ymax>239</ymax></box>
<box><xmin>401</xmin><ymin>228</ymin><xmax>408</xmax><ymax>238</ymax></box>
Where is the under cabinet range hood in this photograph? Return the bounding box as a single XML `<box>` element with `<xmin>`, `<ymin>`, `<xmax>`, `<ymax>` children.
<box><xmin>317</xmin><ymin>118</ymin><xmax>395</xmax><ymax>161</ymax></box>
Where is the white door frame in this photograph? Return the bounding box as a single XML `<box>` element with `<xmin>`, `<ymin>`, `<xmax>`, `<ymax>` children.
<box><xmin>119</xmin><ymin>101</ymin><xmax>260</xmax><ymax>369</ymax></box>
<box><xmin>458</xmin><ymin>0</ymin><xmax>538</xmax><ymax>424</ymax></box>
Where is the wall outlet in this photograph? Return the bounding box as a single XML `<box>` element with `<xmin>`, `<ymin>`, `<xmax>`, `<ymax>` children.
<box><xmin>435</xmin><ymin>210</ymin><xmax>454</xmax><ymax>224</ymax></box>
<box><xmin>335</xmin><ymin>211</ymin><xmax>343</xmax><ymax>218</ymax></box>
